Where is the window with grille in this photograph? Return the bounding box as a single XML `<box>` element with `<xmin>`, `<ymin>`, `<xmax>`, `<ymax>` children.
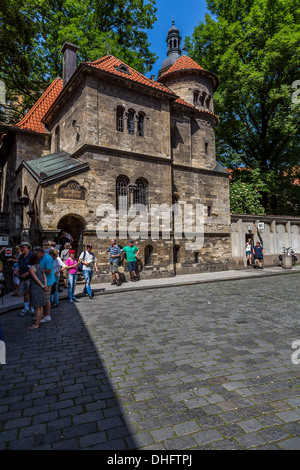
<box><xmin>138</xmin><ymin>113</ymin><xmax>144</xmax><ymax>137</ymax></box>
<box><xmin>135</xmin><ymin>179</ymin><xmax>147</xmax><ymax>206</ymax></box>
<box><xmin>145</xmin><ymin>245</ymin><xmax>153</xmax><ymax>266</ymax></box>
<box><xmin>116</xmin><ymin>176</ymin><xmax>129</xmax><ymax>210</ymax></box>
<box><xmin>127</xmin><ymin>110</ymin><xmax>135</xmax><ymax>135</ymax></box>
<box><xmin>116</xmin><ymin>107</ymin><xmax>124</xmax><ymax>132</ymax></box>
<box><xmin>55</xmin><ymin>125</ymin><xmax>60</xmax><ymax>152</ymax></box>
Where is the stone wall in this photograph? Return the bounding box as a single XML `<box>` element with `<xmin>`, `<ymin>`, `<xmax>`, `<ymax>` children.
<box><xmin>230</xmin><ymin>214</ymin><xmax>300</xmax><ymax>268</ymax></box>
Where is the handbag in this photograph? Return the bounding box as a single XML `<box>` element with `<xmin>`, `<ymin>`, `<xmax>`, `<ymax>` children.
<box><xmin>51</xmin><ymin>282</ymin><xmax>57</xmax><ymax>295</ymax></box>
<box><xmin>78</xmin><ymin>251</ymin><xmax>86</xmax><ymax>273</ymax></box>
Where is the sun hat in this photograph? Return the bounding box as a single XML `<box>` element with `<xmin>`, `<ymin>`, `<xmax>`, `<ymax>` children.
<box><xmin>20</xmin><ymin>241</ymin><xmax>32</xmax><ymax>249</ymax></box>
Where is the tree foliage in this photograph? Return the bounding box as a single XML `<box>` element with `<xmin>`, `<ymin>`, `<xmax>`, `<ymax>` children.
<box><xmin>0</xmin><ymin>0</ymin><xmax>157</xmax><ymax>130</ymax></box>
<box><xmin>186</xmin><ymin>0</ymin><xmax>300</xmax><ymax>215</ymax></box>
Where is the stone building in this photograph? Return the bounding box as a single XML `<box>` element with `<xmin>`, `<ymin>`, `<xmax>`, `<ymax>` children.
<box><xmin>0</xmin><ymin>22</ymin><xmax>231</xmax><ymax>281</ymax></box>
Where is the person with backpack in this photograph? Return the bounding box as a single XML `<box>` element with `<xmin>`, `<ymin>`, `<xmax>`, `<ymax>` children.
<box><xmin>79</xmin><ymin>244</ymin><xmax>98</xmax><ymax>299</ymax></box>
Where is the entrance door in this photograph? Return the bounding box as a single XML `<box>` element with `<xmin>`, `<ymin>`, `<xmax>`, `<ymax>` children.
<box><xmin>57</xmin><ymin>214</ymin><xmax>85</xmax><ymax>253</ymax></box>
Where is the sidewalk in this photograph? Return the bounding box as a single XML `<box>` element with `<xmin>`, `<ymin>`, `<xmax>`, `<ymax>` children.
<box><xmin>1</xmin><ymin>265</ymin><xmax>300</xmax><ymax>315</ymax></box>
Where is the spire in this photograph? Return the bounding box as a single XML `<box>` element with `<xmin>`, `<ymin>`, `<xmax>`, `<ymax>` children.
<box><xmin>166</xmin><ymin>19</ymin><xmax>182</xmax><ymax>57</ymax></box>
<box><xmin>158</xmin><ymin>20</ymin><xmax>182</xmax><ymax>78</ymax></box>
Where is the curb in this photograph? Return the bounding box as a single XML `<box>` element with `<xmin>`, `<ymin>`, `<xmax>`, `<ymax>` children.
<box><xmin>1</xmin><ymin>267</ymin><xmax>300</xmax><ymax>316</ymax></box>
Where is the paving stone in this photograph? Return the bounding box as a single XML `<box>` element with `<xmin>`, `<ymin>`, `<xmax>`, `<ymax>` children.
<box><xmin>192</xmin><ymin>429</ymin><xmax>223</xmax><ymax>446</ymax></box>
<box><xmin>237</xmin><ymin>418</ymin><xmax>264</xmax><ymax>433</ymax></box>
<box><xmin>2</xmin><ymin>274</ymin><xmax>300</xmax><ymax>450</ymax></box>
<box><xmin>278</xmin><ymin>437</ymin><xmax>300</xmax><ymax>450</ymax></box>
<box><xmin>258</xmin><ymin>426</ymin><xmax>291</xmax><ymax>443</ymax></box>
<box><xmin>236</xmin><ymin>432</ymin><xmax>267</xmax><ymax>449</ymax></box>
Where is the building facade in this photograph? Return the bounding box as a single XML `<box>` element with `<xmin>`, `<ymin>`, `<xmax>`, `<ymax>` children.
<box><xmin>0</xmin><ymin>23</ymin><xmax>232</xmax><ymax>282</ymax></box>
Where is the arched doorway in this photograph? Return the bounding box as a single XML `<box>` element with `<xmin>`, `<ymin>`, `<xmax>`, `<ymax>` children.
<box><xmin>57</xmin><ymin>214</ymin><xmax>86</xmax><ymax>254</ymax></box>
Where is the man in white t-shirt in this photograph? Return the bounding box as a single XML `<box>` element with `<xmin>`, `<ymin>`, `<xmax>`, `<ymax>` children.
<box><xmin>79</xmin><ymin>244</ymin><xmax>98</xmax><ymax>299</ymax></box>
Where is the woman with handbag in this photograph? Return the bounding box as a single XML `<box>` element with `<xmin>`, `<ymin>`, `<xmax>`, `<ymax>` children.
<box><xmin>49</xmin><ymin>249</ymin><xmax>66</xmax><ymax>307</ymax></box>
<box><xmin>28</xmin><ymin>253</ymin><xmax>48</xmax><ymax>330</ymax></box>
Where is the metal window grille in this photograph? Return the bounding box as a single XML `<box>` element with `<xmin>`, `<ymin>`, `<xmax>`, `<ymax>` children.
<box><xmin>116</xmin><ymin>177</ymin><xmax>128</xmax><ymax>210</ymax></box>
<box><xmin>138</xmin><ymin>114</ymin><xmax>144</xmax><ymax>137</ymax></box>
<box><xmin>135</xmin><ymin>180</ymin><xmax>147</xmax><ymax>206</ymax></box>
<box><xmin>117</xmin><ymin>108</ymin><xmax>124</xmax><ymax>132</ymax></box>
<box><xmin>128</xmin><ymin>111</ymin><xmax>135</xmax><ymax>135</ymax></box>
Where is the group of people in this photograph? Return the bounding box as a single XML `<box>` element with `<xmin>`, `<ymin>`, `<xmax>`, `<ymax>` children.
<box><xmin>245</xmin><ymin>239</ymin><xmax>265</xmax><ymax>269</ymax></box>
<box><xmin>13</xmin><ymin>236</ymin><xmax>140</xmax><ymax>329</ymax></box>
<box><xmin>14</xmin><ymin>240</ymin><xmax>99</xmax><ymax>330</ymax></box>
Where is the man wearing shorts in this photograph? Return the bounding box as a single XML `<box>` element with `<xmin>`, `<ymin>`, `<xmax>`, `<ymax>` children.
<box><xmin>107</xmin><ymin>239</ymin><xmax>122</xmax><ymax>286</ymax></box>
<box><xmin>122</xmin><ymin>240</ymin><xmax>140</xmax><ymax>282</ymax></box>
<box><xmin>34</xmin><ymin>247</ymin><xmax>55</xmax><ymax>322</ymax></box>
<box><xmin>18</xmin><ymin>242</ymin><xmax>33</xmax><ymax>316</ymax></box>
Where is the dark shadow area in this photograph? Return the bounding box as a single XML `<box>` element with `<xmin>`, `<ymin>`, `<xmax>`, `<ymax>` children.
<box><xmin>0</xmin><ymin>302</ymin><xmax>137</xmax><ymax>450</ymax></box>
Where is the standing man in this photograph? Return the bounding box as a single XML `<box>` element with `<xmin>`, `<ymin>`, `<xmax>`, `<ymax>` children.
<box><xmin>79</xmin><ymin>244</ymin><xmax>98</xmax><ymax>299</ymax></box>
<box><xmin>122</xmin><ymin>240</ymin><xmax>140</xmax><ymax>282</ymax></box>
<box><xmin>18</xmin><ymin>241</ymin><xmax>33</xmax><ymax>316</ymax></box>
<box><xmin>34</xmin><ymin>247</ymin><xmax>55</xmax><ymax>322</ymax></box>
<box><xmin>107</xmin><ymin>239</ymin><xmax>122</xmax><ymax>286</ymax></box>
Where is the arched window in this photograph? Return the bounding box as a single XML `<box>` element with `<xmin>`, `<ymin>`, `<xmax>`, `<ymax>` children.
<box><xmin>116</xmin><ymin>176</ymin><xmax>129</xmax><ymax>210</ymax></box>
<box><xmin>145</xmin><ymin>245</ymin><xmax>153</xmax><ymax>266</ymax></box>
<box><xmin>116</xmin><ymin>107</ymin><xmax>124</xmax><ymax>132</ymax></box>
<box><xmin>200</xmin><ymin>92</ymin><xmax>207</xmax><ymax>107</ymax></box>
<box><xmin>193</xmin><ymin>91</ymin><xmax>200</xmax><ymax>107</ymax></box>
<box><xmin>55</xmin><ymin>125</ymin><xmax>60</xmax><ymax>152</ymax></box>
<box><xmin>135</xmin><ymin>178</ymin><xmax>147</xmax><ymax>206</ymax></box>
<box><xmin>127</xmin><ymin>109</ymin><xmax>135</xmax><ymax>135</ymax></box>
<box><xmin>206</xmin><ymin>95</ymin><xmax>211</xmax><ymax>109</ymax></box>
<box><xmin>138</xmin><ymin>113</ymin><xmax>145</xmax><ymax>137</ymax></box>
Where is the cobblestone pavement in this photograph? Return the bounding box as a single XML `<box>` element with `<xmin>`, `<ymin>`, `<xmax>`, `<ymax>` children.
<box><xmin>1</xmin><ymin>274</ymin><xmax>300</xmax><ymax>450</ymax></box>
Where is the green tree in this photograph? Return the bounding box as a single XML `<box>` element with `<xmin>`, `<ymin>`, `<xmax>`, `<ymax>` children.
<box><xmin>186</xmin><ymin>0</ymin><xmax>300</xmax><ymax>215</ymax></box>
<box><xmin>0</xmin><ymin>0</ymin><xmax>157</xmax><ymax>132</ymax></box>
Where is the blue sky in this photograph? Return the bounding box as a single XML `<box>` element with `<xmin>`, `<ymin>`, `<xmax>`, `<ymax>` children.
<box><xmin>146</xmin><ymin>0</ymin><xmax>209</xmax><ymax>79</ymax></box>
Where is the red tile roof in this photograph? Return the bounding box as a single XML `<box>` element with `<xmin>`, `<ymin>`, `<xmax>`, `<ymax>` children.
<box><xmin>86</xmin><ymin>55</ymin><xmax>175</xmax><ymax>96</ymax></box>
<box><xmin>174</xmin><ymin>97</ymin><xmax>219</xmax><ymax>123</ymax></box>
<box><xmin>174</xmin><ymin>97</ymin><xmax>195</xmax><ymax>109</ymax></box>
<box><xmin>13</xmin><ymin>78</ymin><xmax>63</xmax><ymax>134</ymax></box>
<box><xmin>159</xmin><ymin>55</ymin><xmax>204</xmax><ymax>79</ymax></box>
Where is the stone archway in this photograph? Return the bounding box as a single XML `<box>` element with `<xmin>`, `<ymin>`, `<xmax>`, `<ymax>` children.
<box><xmin>57</xmin><ymin>214</ymin><xmax>86</xmax><ymax>253</ymax></box>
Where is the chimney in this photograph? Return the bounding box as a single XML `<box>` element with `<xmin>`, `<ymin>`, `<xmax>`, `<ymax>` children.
<box><xmin>61</xmin><ymin>42</ymin><xmax>79</xmax><ymax>87</ymax></box>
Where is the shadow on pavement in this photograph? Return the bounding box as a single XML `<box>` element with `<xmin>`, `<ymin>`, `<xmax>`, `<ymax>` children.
<box><xmin>0</xmin><ymin>302</ymin><xmax>137</xmax><ymax>450</ymax></box>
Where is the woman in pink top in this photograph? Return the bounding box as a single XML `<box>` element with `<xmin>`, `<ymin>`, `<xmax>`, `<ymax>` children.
<box><xmin>64</xmin><ymin>250</ymin><xmax>81</xmax><ymax>303</ymax></box>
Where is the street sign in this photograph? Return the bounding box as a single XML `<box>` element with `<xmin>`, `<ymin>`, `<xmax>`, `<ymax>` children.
<box><xmin>257</xmin><ymin>223</ymin><xmax>265</xmax><ymax>230</ymax></box>
<box><xmin>5</xmin><ymin>248</ymin><xmax>12</xmax><ymax>257</ymax></box>
<box><xmin>0</xmin><ymin>236</ymin><xmax>9</xmax><ymax>246</ymax></box>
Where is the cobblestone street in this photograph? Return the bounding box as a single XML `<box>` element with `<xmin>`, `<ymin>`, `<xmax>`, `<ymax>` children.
<box><xmin>1</xmin><ymin>273</ymin><xmax>300</xmax><ymax>450</ymax></box>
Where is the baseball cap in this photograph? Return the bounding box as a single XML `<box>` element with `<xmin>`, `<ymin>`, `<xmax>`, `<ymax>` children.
<box><xmin>128</xmin><ymin>240</ymin><xmax>133</xmax><ymax>244</ymax></box>
<box><xmin>86</xmin><ymin>243</ymin><xmax>92</xmax><ymax>247</ymax></box>
<box><xmin>69</xmin><ymin>250</ymin><xmax>76</xmax><ymax>254</ymax></box>
<box><xmin>34</xmin><ymin>246</ymin><xmax>45</xmax><ymax>253</ymax></box>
